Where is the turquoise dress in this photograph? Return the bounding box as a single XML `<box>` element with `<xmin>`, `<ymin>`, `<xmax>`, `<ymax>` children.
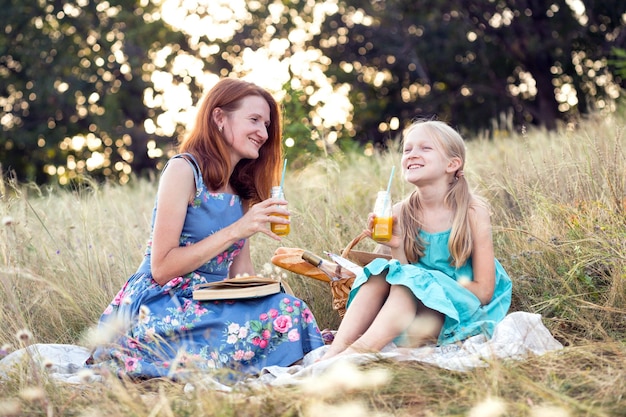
<box><xmin>348</xmin><ymin>229</ymin><xmax>512</xmax><ymax>345</ymax></box>
<box><xmin>89</xmin><ymin>154</ymin><xmax>323</xmax><ymax>379</ymax></box>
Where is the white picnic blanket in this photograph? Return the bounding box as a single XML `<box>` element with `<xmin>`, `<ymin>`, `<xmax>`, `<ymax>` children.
<box><xmin>0</xmin><ymin>312</ymin><xmax>562</xmax><ymax>389</ymax></box>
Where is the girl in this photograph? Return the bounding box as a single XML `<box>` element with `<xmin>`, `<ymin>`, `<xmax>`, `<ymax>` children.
<box><xmin>322</xmin><ymin>120</ymin><xmax>512</xmax><ymax>359</ymax></box>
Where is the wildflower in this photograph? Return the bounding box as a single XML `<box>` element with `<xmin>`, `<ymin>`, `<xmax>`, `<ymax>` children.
<box><xmin>321</xmin><ymin>329</ymin><xmax>335</xmax><ymax>344</ymax></box>
<box><xmin>81</xmin><ymin>316</ymin><xmax>127</xmax><ymax>349</ymax></box>
<box><xmin>468</xmin><ymin>397</ymin><xmax>507</xmax><ymax>417</ymax></box>
<box><xmin>15</xmin><ymin>329</ymin><xmax>33</xmax><ymax>345</ymax></box>
<box><xmin>302</xmin><ymin>361</ymin><xmax>390</xmax><ymax>397</ymax></box>
<box><xmin>304</xmin><ymin>399</ymin><xmax>387</xmax><ymax>417</ymax></box>
<box><xmin>76</xmin><ymin>368</ymin><xmax>96</xmax><ymax>384</ymax></box>
<box><xmin>19</xmin><ymin>387</ymin><xmax>46</xmax><ymax>402</ymax></box>
<box><xmin>42</xmin><ymin>358</ymin><xmax>54</xmax><ymax>370</ymax></box>
<box><xmin>405</xmin><ymin>314</ymin><xmax>445</xmax><ymax>346</ymax></box>
<box><xmin>0</xmin><ymin>399</ymin><xmax>21</xmax><ymax>416</ymax></box>
<box><xmin>0</xmin><ymin>344</ymin><xmax>11</xmax><ymax>358</ymax></box>
<box><xmin>1</xmin><ymin>216</ymin><xmax>13</xmax><ymax>226</ymax></box>
<box><xmin>72</xmin><ymin>408</ymin><xmax>104</xmax><ymax>417</ymax></box>
<box><xmin>261</xmin><ymin>262</ymin><xmax>273</xmax><ymax>276</ymax></box>
<box><xmin>530</xmin><ymin>406</ymin><xmax>571</xmax><ymax>417</ymax></box>
<box><xmin>138</xmin><ymin>305</ymin><xmax>151</xmax><ymax>322</ymax></box>
<box><xmin>458</xmin><ymin>275</ymin><xmax>471</xmax><ymax>288</ymax></box>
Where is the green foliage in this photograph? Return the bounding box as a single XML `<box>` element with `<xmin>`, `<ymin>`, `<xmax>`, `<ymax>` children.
<box><xmin>312</xmin><ymin>0</ymin><xmax>626</xmax><ymax>141</ymax></box>
<box><xmin>280</xmin><ymin>82</ymin><xmax>320</xmax><ymax>164</ymax></box>
<box><xmin>609</xmin><ymin>47</ymin><xmax>626</xmax><ymax>80</ymax></box>
<box><xmin>0</xmin><ymin>0</ymin><xmax>188</xmax><ymax>184</ymax></box>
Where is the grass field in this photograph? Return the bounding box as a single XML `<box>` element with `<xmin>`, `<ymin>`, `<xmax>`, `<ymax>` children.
<box><xmin>0</xmin><ymin>111</ymin><xmax>625</xmax><ymax>416</ymax></box>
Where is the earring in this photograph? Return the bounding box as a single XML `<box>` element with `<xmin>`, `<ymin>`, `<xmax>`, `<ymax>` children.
<box><xmin>219</xmin><ymin>126</ymin><xmax>223</xmax><ymax>133</ymax></box>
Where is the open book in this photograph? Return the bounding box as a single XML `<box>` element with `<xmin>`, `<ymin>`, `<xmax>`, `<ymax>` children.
<box><xmin>192</xmin><ymin>276</ymin><xmax>283</xmax><ymax>301</ymax></box>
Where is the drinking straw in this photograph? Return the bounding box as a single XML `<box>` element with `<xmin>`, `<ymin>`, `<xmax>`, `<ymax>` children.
<box><xmin>386</xmin><ymin>165</ymin><xmax>395</xmax><ymax>194</ymax></box>
<box><xmin>279</xmin><ymin>159</ymin><xmax>288</xmax><ymax>189</ymax></box>
<box><xmin>381</xmin><ymin>166</ymin><xmax>395</xmax><ymax>212</ymax></box>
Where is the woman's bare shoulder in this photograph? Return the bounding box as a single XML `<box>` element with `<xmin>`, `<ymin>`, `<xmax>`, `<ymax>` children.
<box><xmin>158</xmin><ymin>158</ymin><xmax>196</xmax><ymax>201</ymax></box>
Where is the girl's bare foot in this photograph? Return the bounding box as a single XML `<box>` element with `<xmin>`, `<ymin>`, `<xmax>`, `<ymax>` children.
<box><xmin>317</xmin><ymin>344</ymin><xmax>374</xmax><ymax>362</ymax></box>
<box><xmin>316</xmin><ymin>344</ymin><xmax>348</xmax><ymax>362</ymax></box>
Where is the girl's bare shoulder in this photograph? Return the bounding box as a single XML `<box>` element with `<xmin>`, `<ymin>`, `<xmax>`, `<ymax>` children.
<box><xmin>468</xmin><ymin>196</ymin><xmax>491</xmax><ymax>224</ymax></box>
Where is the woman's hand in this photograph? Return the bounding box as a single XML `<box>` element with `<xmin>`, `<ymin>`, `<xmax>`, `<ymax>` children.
<box><xmin>235</xmin><ymin>197</ymin><xmax>290</xmax><ymax>241</ymax></box>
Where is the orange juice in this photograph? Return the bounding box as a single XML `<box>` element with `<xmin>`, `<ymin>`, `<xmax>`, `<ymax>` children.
<box><xmin>271</xmin><ymin>214</ymin><xmax>290</xmax><ymax>236</ymax></box>
<box><xmin>372</xmin><ymin>216</ymin><xmax>393</xmax><ymax>241</ymax></box>
<box><xmin>270</xmin><ymin>185</ymin><xmax>290</xmax><ymax>236</ymax></box>
<box><xmin>372</xmin><ymin>190</ymin><xmax>392</xmax><ymax>241</ymax></box>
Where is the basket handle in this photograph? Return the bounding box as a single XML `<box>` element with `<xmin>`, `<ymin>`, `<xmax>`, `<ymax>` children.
<box><xmin>341</xmin><ymin>231</ymin><xmax>369</xmax><ymax>258</ymax></box>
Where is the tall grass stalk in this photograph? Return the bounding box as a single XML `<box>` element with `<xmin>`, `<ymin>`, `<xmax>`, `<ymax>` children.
<box><xmin>0</xmin><ymin>113</ymin><xmax>624</xmax><ymax>416</ymax></box>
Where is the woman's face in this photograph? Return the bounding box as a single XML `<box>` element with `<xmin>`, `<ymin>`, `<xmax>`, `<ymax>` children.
<box><xmin>222</xmin><ymin>95</ymin><xmax>271</xmax><ymax>163</ymax></box>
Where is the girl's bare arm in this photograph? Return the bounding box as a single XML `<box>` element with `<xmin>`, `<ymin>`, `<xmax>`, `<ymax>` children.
<box><xmin>464</xmin><ymin>204</ymin><xmax>496</xmax><ymax>305</ymax></box>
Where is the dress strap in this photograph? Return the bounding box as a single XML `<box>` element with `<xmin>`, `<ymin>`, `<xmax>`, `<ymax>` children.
<box><xmin>165</xmin><ymin>153</ymin><xmax>203</xmax><ymax>195</ymax></box>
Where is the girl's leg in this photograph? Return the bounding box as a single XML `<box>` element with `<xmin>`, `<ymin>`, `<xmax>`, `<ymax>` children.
<box><xmin>320</xmin><ymin>274</ymin><xmax>390</xmax><ymax>360</ymax></box>
<box><xmin>341</xmin><ymin>284</ymin><xmax>420</xmax><ymax>354</ymax></box>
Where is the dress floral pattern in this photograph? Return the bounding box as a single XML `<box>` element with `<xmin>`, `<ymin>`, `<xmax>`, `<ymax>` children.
<box><xmin>89</xmin><ymin>154</ymin><xmax>323</xmax><ymax>379</ymax></box>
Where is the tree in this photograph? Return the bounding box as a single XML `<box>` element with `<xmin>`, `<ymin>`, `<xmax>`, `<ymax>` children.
<box><xmin>1</xmin><ymin>0</ymin><xmax>354</xmax><ymax>184</ymax></box>
<box><xmin>3</xmin><ymin>0</ymin><xmax>625</xmax><ymax>184</ymax></box>
<box><xmin>153</xmin><ymin>0</ymin><xmax>356</xmax><ymax>164</ymax></box>
<box><xmin>310</xmin><ymin>0</ymin><xmax>626</xmax><ymax>143</ymax></box>
<box><xmin>0</xmin><ymin>0</ymin><xmax>188</xmax><ymax>184</ymax></box>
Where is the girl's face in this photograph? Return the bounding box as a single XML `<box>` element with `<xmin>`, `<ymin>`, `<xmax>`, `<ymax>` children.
<box><xmin>221</xmin><ymin>95</ymin><xmax>271</xmax><ymax>164</ymax></box>
<box><xmin>401</xmin><ymin>126</ymin><xmax>452</xmax><ymax>185</ymax></box>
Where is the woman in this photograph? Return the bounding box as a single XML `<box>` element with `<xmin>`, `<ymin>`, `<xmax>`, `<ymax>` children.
<box><xmin>88</xmin><ymin>78</ymin><xmax>323</xmax><ymax>379</ymax></box>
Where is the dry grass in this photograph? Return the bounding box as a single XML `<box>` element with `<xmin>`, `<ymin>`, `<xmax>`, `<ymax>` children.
<box><xmin>0</xmin><ymin>111</ymin><xmax>625</xmax><ymax>416</ymax></box>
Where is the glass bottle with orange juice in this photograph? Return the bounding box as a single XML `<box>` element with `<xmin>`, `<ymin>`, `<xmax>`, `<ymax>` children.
<box><xmin>270</xmin><ymin>185</ymin><xmax>290</xmax><ymax>236</ymax></box>
<box><xmin>372</xmin><ymin>190</ymin><xmax>392</xmax><ymax>242</ymax></box>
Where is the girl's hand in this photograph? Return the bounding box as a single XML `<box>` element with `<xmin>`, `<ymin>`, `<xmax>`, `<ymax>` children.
<box><xmin>237</xmin><ymin>197</ymin><xmax>290</xmax><ymax>241</ymax></box>
<box><xmin>364</xmin><ymin>212</ymin><xmax>402</xmax><ymax>249</ymax></box>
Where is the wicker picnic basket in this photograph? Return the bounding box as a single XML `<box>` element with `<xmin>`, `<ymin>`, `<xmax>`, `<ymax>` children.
<box><xmin>270</xmin><ymin>232</ymin><xmax>392</xmax><ymax>318</ymax></box>
<box><xmin>331</xmin><ymin>231</ymin><xmax>392</xmax><ymax>318</ymax></box>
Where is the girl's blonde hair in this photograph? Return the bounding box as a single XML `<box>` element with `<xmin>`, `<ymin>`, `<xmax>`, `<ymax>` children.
<box><xmin>399</xmin><ymin>120</ymin><xmax>486</xmax><ymax>267</ymax></box>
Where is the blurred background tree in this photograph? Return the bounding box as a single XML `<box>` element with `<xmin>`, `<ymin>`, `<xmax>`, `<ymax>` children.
<box><xmin>0</xmin><ymin>0</ymin><xmax>192</xmax><ymax>184</ymax></box>
<box><xmin>1</xmin><ymin>0</ymin><xmax>624</xmax><ymax>185</ymax></box>
<box><xmin>311</xmin><ymin>0</ymin><xmax>626</xmax><ymax>142</ymax></box>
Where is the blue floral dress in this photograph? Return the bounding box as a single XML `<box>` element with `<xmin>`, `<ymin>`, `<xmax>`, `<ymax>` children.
<box><xmin>348</xmin><ymin>229</ymin><xmax>512</xmax><ymax>345</ymax></box>
<box><xmin>89</xmin><ymin>154</ymin><xmax>323</xmax><ymax>379</ymax></box>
